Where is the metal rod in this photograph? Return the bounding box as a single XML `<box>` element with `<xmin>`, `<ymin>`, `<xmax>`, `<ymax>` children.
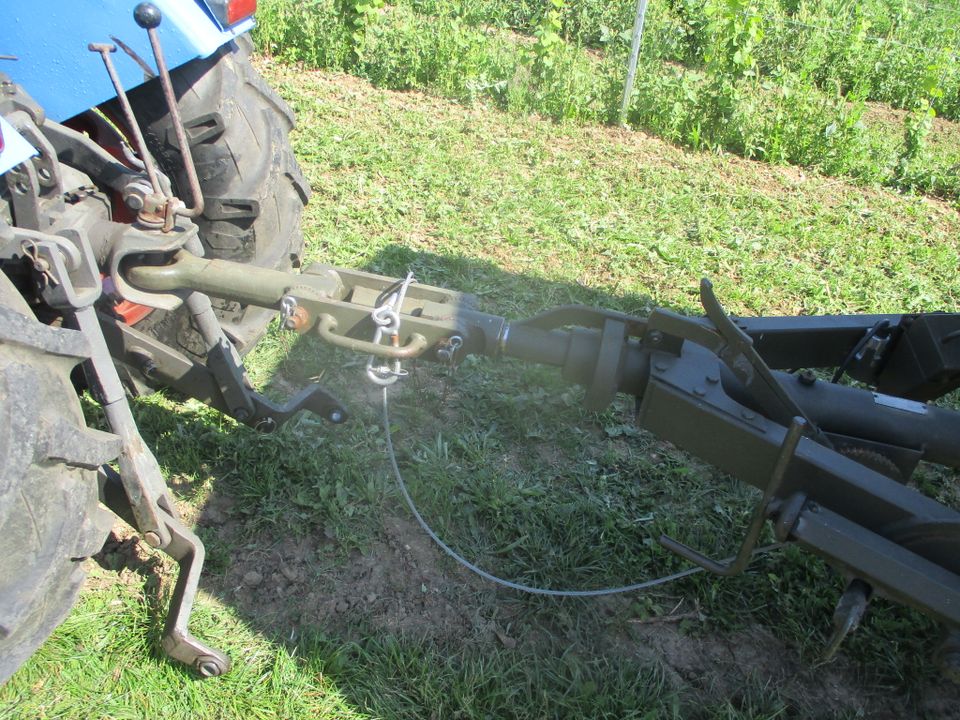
<box><xmin>658</xmin><ymin>417</ymin><xmax>806</xmax><ymax>575</ymax></box>
<box><xmin>87</xmin><ymin>43</ymin><xmax>163</xmax><ymax>197</ymax></box>
<box><xmin>137</xmin><ymin>6</ymin><xmax>204</xmax><ymax>219</ymax></box>
<box><xmin>618</xmin><ymin>0</ymin><xmax>649</xmax><ymax>126</ymax></box>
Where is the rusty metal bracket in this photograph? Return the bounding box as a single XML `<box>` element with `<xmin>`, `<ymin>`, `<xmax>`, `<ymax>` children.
<box><xmin>247</xmin><ymin>384</ymin><xmax>348</xmax><ymax>433</ymax></box>
<box><xmin>157</xmin><ymin>509</ymin><xmax>230</xmax><ymax>676</ymax></box>
<box><xmin>22</xmin><ymin>225</ymin><xmax>230</xmax><ymax>675</ymax></box>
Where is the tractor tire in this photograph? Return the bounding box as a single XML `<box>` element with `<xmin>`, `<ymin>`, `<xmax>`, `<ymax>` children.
<box><xmin>0</xmin><ymin>275</ymin><xmax>119</xmax><ymax>684</ymax></box>
<box><xmin>122</xmin><ymin>35</ymin><xmax>310</xmax><ymax>359</ymax></box>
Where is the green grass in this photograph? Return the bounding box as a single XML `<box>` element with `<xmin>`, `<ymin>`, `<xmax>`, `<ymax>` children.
<box><xmin>253</xmin><ymin>0</ymin><xmax>960</xmax><ymax>201</ymax></box>
<box><xmin>2</xmin><ymin>60</ymin><xmax>959</xmax><ymax>718</ymax></box>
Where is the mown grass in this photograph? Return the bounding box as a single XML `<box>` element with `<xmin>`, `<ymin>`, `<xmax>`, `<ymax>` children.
<box><xmin>253</xmin><ymin>0</ymin><xmax>960</xmax><ymax>201</ymax></box>
<box><xmin>2</xmin><ymin>60</ymin><xmax>959</xmax><ymax>718</ymax></box>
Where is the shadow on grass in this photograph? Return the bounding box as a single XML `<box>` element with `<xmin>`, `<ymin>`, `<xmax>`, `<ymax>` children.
<box><xmin>115</xmin><ymin>246</ymin><xmax>958</xmax><ymax>719</ymax></box>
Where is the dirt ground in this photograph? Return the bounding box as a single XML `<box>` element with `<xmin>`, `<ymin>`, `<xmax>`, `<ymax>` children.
<box><xmin>98</xmin><ymin>495</ymin><xmax>960</xmax><ymax>719</ymax></box>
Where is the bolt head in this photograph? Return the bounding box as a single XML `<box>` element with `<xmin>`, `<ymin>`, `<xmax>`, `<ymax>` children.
<box><xmin>143</xmin><ymin>531</ymin><xmax>162</xmax><ymax>547</ymax></box>
<box><xmin>123</xmin><ymin>191</ymin><xmax>145</xmax><ymax>211</ymax></box>
<box><xmin>255</xmin><ymin>417</ymin><xmax>277</xmax><ymax>434</ymax></box>
<box><xmin>329</xmin><ymin>410</ymin><xmax>344</xmax><ymax>423</ymax></box>
<box><xmin>196</xmin><ymin>656</ymin><xmax>225</xmax><ymax>677</ymax></box>
<box><xmin>134</xmin><ymin>2</ymin><xmax>162</xmax><ymax>29</ymax></box>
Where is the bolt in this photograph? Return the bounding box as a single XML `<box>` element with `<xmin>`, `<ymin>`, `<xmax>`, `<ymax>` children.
<box><xmin>942</xmin><ymin>652</ymin><xmax>960</xmax><ymax>684</ymax></box>
<box><xmin>741</xmin><ymin>409</ymin><xmax>756</xmax><ymax>421</ymax></box>
<box><xmin>283</xmin><ymin>305</ymin><xmax>311</xmax><ymax>333</ymax></box>
<box><xmin>654</xmin><ymin>361</ymin><xmax>669</xmax><ymax>372</ymax></box>
<box><xmin>798</xmin><ymin>369</ymin><xmax>817</xmax><ymax>386</ymax></box>
<box><xmin>329</xmin><ymin>410</ymin><xmax>344</xmax><ymax>423</ymax></box>
<box><xmin>255</xmin><ymin>417</ymin><xmax>277</xmax><ymax>434</ymax></box>
<box><xmin>706</xmin><ymin>372</ymin><xmax>720</xmax><ymax>384</ymax></box>
<box><xmin>123</xmin><ymin>189</ymin><xmax>145</xmax><ymax>211</ymax></box>
<box><xmin>940</xmin><ymin>632</ymin><xmax>960</xmax><ymax>683</ymax></box>
<box><xmin>196</xmin><ymin>657</ymin><xmax>223</xmax><ymax>677</ymax></box>
<box><xmin>233</xmin><ymin>408</ymin><xmax>250</xmax><ymax>422</ymax></box>
<box><xmin>694</xmin><ymin>386</ymin><xmax>707</xmax><ymax>397</ymax></box>
<box><xmin>647</xmin><ymin>331</ymin><xmax>663</xmax><ymax>345</ymax></box>
<box><xmin>143</xmin><ymin>531</ymin><xmax>162</xmax><ymax>547</ymax></box>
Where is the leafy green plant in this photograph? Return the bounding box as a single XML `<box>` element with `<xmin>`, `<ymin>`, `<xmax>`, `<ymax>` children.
<box><xmin>901</xmin><ymin>99</ymin><xmax>936</xmax><ymax>171</ymax></box>
<box><xmin>337</xmin><ymin>0</ymin><xmax>385</xmax><ymax>61</ymax></box>
<box><xmin>529</xmin><ymin>0</ymin><xmax>567</xmax><ymax>79</ymax></box>
<box><xmin>898</xmin><ymin>51</ymin><xmax>949</xmax><ymax>181</ymax></box>
<box><xmin>254</xmin><ymin>0</ymin><xmax>960</xmax><ymax>202</ymax></box>
<box><xmin>703</xmin><ymin>0</ymin><xmax>763</xmax><ymax>79</ymax></box>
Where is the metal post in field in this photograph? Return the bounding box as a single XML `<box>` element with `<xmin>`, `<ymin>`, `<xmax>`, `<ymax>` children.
<box><xmin>619</xmin><ymin>0</ymin><xmax>650</xmax><ymax>126</ymax></box>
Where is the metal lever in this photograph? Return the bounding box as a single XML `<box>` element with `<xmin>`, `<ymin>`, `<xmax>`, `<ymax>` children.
<box><xmin>87</xmin><ymin>43</ymin><xmax>164</xmax><ymax>198</ymax></box>
<box><xmin>133</xmin><ymin>2</ymin><xmax>205</xmax><ymax>221</ymax></box>
<box><xmin>699</xmin><ymin>279</ymin><xmax>832</xmax><ymax>449</ymax></box>
<box><xmin>658</xmin><ymin>416</ymin><xmax>806</xmax><ymax>575</ymax></box>
<box><xmin>100</xmin><ymin>467</ymin><xmax>230</xmax><ymax>676</ymax></box>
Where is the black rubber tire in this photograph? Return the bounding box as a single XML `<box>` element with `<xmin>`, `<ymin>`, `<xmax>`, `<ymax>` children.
<box><xmin>0</xmin><ymin>276</ymin><xmax>118</xmax><ymax>684</ymax></box>
<box><xmin>122</xmin><ymin>35</ymin><xmax>310</xmax><ymax>358</ymax></box>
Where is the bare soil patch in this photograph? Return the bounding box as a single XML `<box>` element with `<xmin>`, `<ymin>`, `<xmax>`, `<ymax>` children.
<box><xmin>96</xmin><ymin>492</ymin><xmax>960</xmax><ymax>718</ymax></box>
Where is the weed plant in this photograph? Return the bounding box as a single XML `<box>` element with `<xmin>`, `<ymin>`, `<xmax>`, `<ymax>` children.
<box><xmin>255</xmin><ymin>0</ymin><xmax>960</xmax><ymax>201</ymax></box>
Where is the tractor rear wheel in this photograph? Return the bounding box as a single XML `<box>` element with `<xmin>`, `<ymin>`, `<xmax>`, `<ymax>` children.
<box><xmin>0</xmin><ymin>275</ymin><xmax>119</xmax><ymax>683</ymax></box>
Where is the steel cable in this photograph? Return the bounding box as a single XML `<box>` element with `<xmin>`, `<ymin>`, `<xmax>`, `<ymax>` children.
<box><xmin>381</xmin><ymin>385</ymin><xmax>783</xmax><ymax>597</ymax></box>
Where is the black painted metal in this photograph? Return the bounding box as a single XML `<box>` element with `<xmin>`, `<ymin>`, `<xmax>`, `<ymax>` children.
<box><xmin>121</xmin><ymin>253</ymin><xmax>960</xmax><ymax>651</ymax></box>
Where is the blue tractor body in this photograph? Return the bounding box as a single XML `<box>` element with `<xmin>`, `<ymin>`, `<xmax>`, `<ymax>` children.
<box><xmin>0</xmin><ymin>0</ymin><xmax>252</xmax><ymax>122</ymax></box>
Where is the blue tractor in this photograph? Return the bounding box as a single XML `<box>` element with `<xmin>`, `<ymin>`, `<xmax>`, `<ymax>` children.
<box><xmin>0</xmin><ymin>0</ymin><xmax>307</xmax><ymax>680</ymax></box>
